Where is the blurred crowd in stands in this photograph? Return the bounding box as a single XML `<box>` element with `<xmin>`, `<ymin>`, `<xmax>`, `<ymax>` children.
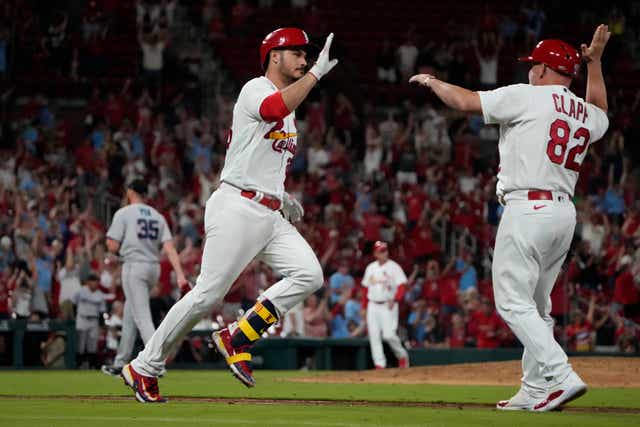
<box><xmin>0</xmin><ymin>0</ymin><xmax>639</xmax><ymax>368</ymax></box>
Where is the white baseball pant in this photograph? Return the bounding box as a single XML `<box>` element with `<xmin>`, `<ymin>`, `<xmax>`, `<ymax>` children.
<box><xmin>366</xmin><ymin>301</ymin><xmax>408</xmax><ymax>368</ymax></box>
<box><xmin>113</xmin><ymin>262</ymin><xmax>160</xmax><ymax>367</ymax></box>
<box><xmin>132</xmin><ymin>183</ymin><xmax>323</xmax><ymax>376</ymax></box>
<box><xmin>492</xmin><ymin>191</ymin><xmax>575</xmax><ymax>395</ymax></box>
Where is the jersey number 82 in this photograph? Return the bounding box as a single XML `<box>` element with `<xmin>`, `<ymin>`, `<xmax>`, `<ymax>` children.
<box><xmin>546</xmin><ymin>118</ymin><xmax>591</xmax><ymax>172</ymax></box>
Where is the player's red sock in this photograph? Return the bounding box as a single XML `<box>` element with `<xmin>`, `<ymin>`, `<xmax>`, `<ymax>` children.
<box><xmin>231</xmin><ymin>299</ymin><xmax>279</xmax><ymax>347</ymax></box>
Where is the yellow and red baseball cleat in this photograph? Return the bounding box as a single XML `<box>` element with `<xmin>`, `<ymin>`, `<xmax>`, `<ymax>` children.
<box><xmin>121</xmin><ymin>364</ymin><xmax>167</xmax><ymax>403</ymax></box>
<box><xmin>212</xmin><ymin>327</ymin><xmax>256</xmax><ymax>388</ymax></box>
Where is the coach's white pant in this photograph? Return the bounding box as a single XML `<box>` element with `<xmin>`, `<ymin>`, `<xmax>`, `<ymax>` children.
<box><xmin>114</xmin><ymin>262</ymin><xmax>160</xmax><ymax>367</ymax></box>
<box><xmin>492</xmin><ymin>192</ymin><xmax>575</xmax><ymax>395</ymax></box>
<box><xmin>132</xmin><ymin>184</ymin><xmax>323</xmax><ymax>376</ymax></box>
<box><xmin>367</xmin><ymin>301</ymin><xmax>408</xmax><ymax>368</ymax></box>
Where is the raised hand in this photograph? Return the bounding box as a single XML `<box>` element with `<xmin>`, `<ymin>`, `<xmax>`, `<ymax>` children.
<box><xmin>581</xmin><ymin>24</ymin><xmax>611</xmax><ymax>63</ymax></box>
<box><xmin>309</xmin><ymin>33</ymin><xmax>339</xmax><ymax>80</ymax></box>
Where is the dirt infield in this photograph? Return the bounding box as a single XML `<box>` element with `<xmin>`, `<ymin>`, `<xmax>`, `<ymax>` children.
<box><xmin>293</xmin><ymin>357</ymin><xmax>640</xmax><ymax>388</ymax></box>
<box><xmin>1</xmin><ymin>395</ymin><xmax>639</xmax><ymax>414</ymax></box>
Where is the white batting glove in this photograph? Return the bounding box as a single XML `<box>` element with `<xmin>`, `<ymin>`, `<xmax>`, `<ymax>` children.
<box><xmin>309</xmin><ymin>33</ymin><xmax>339</xmax><ymax>81</ymax></box>
<box><xmin>281</xmin><ymin>193</ymin><xmax>304</xmax><ymax>223</ymax></box>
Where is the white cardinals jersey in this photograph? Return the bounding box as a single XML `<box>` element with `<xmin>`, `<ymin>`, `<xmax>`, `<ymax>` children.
<box><xmin>478</xmin><ymin>84</ymin><xmax>609</xmax><ymax>198</ymax></box>
<box><xmin>220</xmin><ymin>77</ymin><xmax>297</xmax><ymax>200</ymax></box>
<box><xmin>362</xmin><ymin>259</ymin><xmax>407</xmax><ymax>302</ymax></box>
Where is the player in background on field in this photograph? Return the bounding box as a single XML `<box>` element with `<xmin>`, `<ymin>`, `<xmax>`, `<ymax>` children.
<box><xmin>362</xmin><ymin>241</ymin><xmax>410</xmax><ymax>369</ymax></box>
<box><xmin>410</xmin><ymin>25</ymin><xmax>611</xmax><ymax>411</ymax></box>
<box><xmin>101</xmin><ymin>179</ymin><xmax>188</xmax><ymax>377</ymax></box>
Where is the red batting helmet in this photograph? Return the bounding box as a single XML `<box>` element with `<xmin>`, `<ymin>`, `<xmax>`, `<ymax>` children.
<box><xmin>518</xmin><ymin>39</ymin><xmax>581</xmax><ymax>78</ymax></box>
<box><xmin>373</xmin><ymin>241</ymin><xmax>388</xmax><ymax>253</ymax></box>
<box><xmin>260</xmin><ymin>27</ymin><xmax>313</xmax><ymax>70</ymax></box>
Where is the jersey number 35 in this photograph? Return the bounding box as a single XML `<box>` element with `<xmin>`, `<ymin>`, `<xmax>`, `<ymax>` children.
<box><xmin>137</xmin><ymin>219</ymin><xmax>159</xmax><ymax>240</ymax></box>
<box><xmin>546</xmin><ymin>118</ymin><xmax>591</xmax><ymax>172</ymax></box>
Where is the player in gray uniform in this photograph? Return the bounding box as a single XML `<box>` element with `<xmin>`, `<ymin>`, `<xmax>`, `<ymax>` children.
<box><xmin>74</xmin><ymin>274</ymin><xmax>107</xmax><ymax>368</ymax></box>
<box><xmin>101</xmin><ymin>179</ymin><xmax>188</xmax><ymax>376</ymax></box>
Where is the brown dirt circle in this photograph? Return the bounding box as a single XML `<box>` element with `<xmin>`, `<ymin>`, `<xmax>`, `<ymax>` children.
<box><xmin>292</xmin><ymin>357</ymin><xmax>640</xmax><ymax>388</ymax></box>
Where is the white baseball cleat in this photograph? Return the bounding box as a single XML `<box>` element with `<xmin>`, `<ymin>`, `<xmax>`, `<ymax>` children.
<box><xmin>496</xmin><ymin>388</ymin><xmax>544</xmax><ymax>411</ymax></box>
<box><xmin>532</xmin><ymin>372</ymin><xmax>587</xmax><ymax>412</ymax></box>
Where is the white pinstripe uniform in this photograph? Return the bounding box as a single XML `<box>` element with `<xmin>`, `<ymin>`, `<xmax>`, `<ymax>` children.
<box><xmin>479</xmin><ymin>84</ymin><xmax>608</xmax><ymax>396</ymax></box>
<box><xmin>363</xmin><ymin>258</ymin><xmax>409</xmax><ymax>368</ymax></box>
<box><xmin>131</xmin><ymin>76</ymin><xmax>323</xmax><ymax>377</ymax></box>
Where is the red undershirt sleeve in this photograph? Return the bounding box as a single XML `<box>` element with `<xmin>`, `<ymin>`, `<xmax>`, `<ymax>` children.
<box><xmin>259</xmin><ymin>91</ymin><xmax>291</xmax><ymax>122</ymax></box>
<box><xmin>394</xmin><ymin>284</ymin><xmax>407</xmax><ymax>303</ymax></box>
<box><xmin>361</xmin><ymin>287</ymin><xmax>368</xmax><ymax>309</ymax></box>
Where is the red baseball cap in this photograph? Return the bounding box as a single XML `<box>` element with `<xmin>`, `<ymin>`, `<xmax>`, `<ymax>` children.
<box><xmin>373</xmin><ymin>241</ymin><xmax>388</xmax><ymax>252</ymax></box>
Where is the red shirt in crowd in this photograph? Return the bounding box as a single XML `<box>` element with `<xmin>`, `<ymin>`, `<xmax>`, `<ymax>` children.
<box><xmin>451</xmin><ymin>208</ymin><xmax>479</xmax><ymax>231</ymax></box>
<box><xmin>157</xmin><ymin>259</ymin><xmax>174</xmax><ymax>297</ymax></box>
<box><xmin>470</xmin><ymin>310</ymin><xmax>502</xmax><ymax>348</ymax></box>
<box><xmin>74</xmin><ymin>142</ymin><xmax>95</xmax><ymax>170</ymax></box>
<box><xmin>439</xmin><ymin>273</ymin><xmax>460</xmax><ymax>307</ymax></box>
<box><xmin>566</xmin><ymin>321</ymin><xmax>594</xmax><ymax>352</ymax></box>
<box><xmin>614</xmin><ymin>270</ymin><xmax>639</xmax><ymax>305</ymax></box>
<box><xmin>622</xmin><ymin>214</ymin><xmax>640</xmax><ymax>238</ymax></box>
<box><xmin>448</xmin><ymin>326</ymin><xmax>466</xmax><ymax>348</ymax></box>
<box><xmin>104</xmin><ymin>95</ymin><xmax>125</xmax><ymax>128</ymax></box>
<box><xmin>550</xmin><ymin>273</ymin><xmax>570</xmax><ymax>317</ymax></box>
<box><xmin>0</xmin><ymin>283</ymin><xmax>9</xmax><ymax>315</ymax></box>
<box><xmin>421</xmin><ymin>278</ymin><xmax>440</xmax><ymax>303</ymax></box>
<box><xmin>362</xmin><ymin>212</ymin><xmax>390</xmax><ymax>242</ymax></box>
<box><xmin>410</xmin><ymin>225</ymin><xmax>440</xmax><ymax>259</ymax></box>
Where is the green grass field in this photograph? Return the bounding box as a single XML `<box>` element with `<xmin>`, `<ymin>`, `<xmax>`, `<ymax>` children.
<box><xmin>0</xmin><ymin>370</ymin><xmax>638</xmax><ymax>426</ymax></box>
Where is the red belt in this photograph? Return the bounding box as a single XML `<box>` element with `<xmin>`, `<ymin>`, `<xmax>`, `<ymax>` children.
<box><xmin>527</xmin><ymin>190</ymin><xmax>553</xmax><ymax>201</ymax></box>
<box><xmin>240</xmin><ymin>190</ymin><xmax>281</xmax><ymax>211</ymax></box>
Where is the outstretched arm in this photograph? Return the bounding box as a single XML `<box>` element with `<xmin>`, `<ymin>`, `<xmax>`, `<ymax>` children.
<box><xmin>409</xmin><ymin>74</ymin><xmax>482</xmax><ymax>113</ymax></box>
<box><xmin>266</xmin><ymin>33</ymin><xmax>338</xmax><ymax>117</ymax></box>
<box><xmin>581</xmin><ymin>24</ymin><xmax>611</xmax><ymax>112</ymax></box>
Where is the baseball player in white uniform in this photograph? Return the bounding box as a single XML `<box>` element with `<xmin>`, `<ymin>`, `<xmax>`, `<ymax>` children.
<box><xmin>101</xmin><ymin>179</ymin><xmax>188</xmax><ymax>377</ymax></box>
<box><xmin>363</xmin><ymin>241</ymin><xmax>409</xmax><ymax>369</ymax></box>
<box><xmin>121</xmin><ymin>28</ymin><xmax>338</xmax><ymax>403</ymax></box>
<box><xmin>410</xmin><ymin>25</ymin><xmax>611</xmax><ymax>411</ymax></box>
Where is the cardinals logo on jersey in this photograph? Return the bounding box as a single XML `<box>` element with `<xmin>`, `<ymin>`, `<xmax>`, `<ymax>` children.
<box><xmin>264</xmin><ymin>119</ymin><xmax>297</xmax><ymax>155</ymax></box>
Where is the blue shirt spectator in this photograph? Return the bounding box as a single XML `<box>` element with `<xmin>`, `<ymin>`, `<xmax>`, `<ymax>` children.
<box><xmin>291</xmin><ymin>149</ymin><xmax>307</xmax><ymax>174</ymax></box>
<box><xmin>190</xmin><ymin>137</ymin><xmax>213</xmax><ymax>174</ymax></box>
<box><xmin>331</xmin><ymin>314</ymin><xmax>350</xmax><ymax>338</ymax></box>
<box><xmin>130</xmin><ymin>134</ymin><xmax>145</xmax><ymax>157</ymax></box>
<box><xmin>37</xmin><ymin>212</ymin><xmax>50</xmax><ymax>234</ymax></box>
<box><xmin>18</xmin><ymin>170</ymin><xmax>37</xmax><ymax>193</ymax></box>
<box><xmin>456</xmin><ymin>257</ymin><xmax>478</xmax><ymax>293</ymax></box>
<box><xmin>91</xmin><ymin>129</ymin><xmax>105</xmax><ymax>151</ymax></box>
<box><xmin>408</xmin><ymin>309</ymin><xmax>430</xmax><ymax>343</ymax></box>
<box><xmin>21</xmin><ymin>126</ymin><xmax>39</xmax><ymax>154</ymax></box>
<box><xmin>36</xmin><ymin>255</ymin><xmax>53</xmax><ymax>293</ymax></box>
<box><xmin>603</xmin><ymin>187</ymin><xmax>625</xmax><ymax>216</ymax></box>
<box><xmin>329</xmin><ymin>264</ymin><xmax>354</xmax><ymax>305</ymax></box>
<box><xmin>0</xmin><ymin>39</ymin><xmax>6</xmax><ymax>73</ymax></box>
<box><xmin>355</xmin><ymin>189</ymin><xmax>372</xmax><ymax>216</ymax></box>
<box><xmin>344</xmin><ymin>299</ymin><xmax>362</xmax><ymax>325</ymax></box>
<box><xmin>39</xmin><ymin>106</ymin><xmax>55</xmax><ymax>129</ymax></box>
